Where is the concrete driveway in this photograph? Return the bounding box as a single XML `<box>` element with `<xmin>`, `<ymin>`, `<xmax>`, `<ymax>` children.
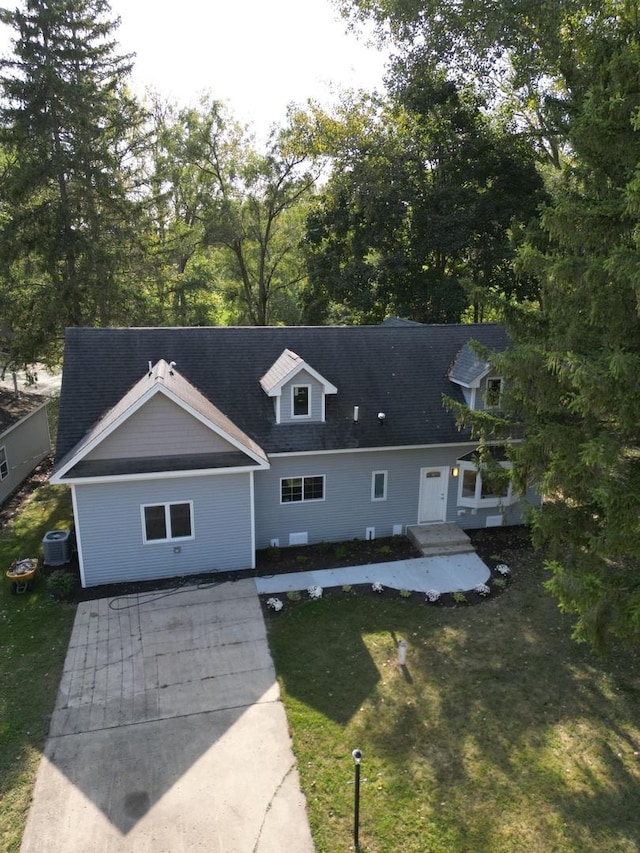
<box><xmin>21</xmin><ymin>579</ymin><xmax>314</xmax><ymax>852</ymax></box>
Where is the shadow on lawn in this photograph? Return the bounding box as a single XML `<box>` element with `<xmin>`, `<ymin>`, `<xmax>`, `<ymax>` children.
<box><xmin>269</xmin><ymin>550</ymin><xmax>640</xmax><ymax>851</ymax></box>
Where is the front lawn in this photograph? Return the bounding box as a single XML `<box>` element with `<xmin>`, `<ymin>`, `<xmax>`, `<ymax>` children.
<box><xmin>268</xmin><ymin>545</ymin><xmax>640</xmax><ymax>852</ymax></box>
<box><xmin>0</xmin><ymin>482</ymin><xmax>76</xmax><ymax>851</ymax></box>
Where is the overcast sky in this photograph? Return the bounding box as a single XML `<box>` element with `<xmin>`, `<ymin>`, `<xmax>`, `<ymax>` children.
<box><xmin>109</xmin><ymin>0</ymin><xmax>389</xmax><ymax>138</ymax></box>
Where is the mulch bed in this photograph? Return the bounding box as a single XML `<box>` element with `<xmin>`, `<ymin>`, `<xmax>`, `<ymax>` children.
<box><xmin>257</xmin><ymin>527</ymin><xmax>529</xmax><ymax>618</ymax></box>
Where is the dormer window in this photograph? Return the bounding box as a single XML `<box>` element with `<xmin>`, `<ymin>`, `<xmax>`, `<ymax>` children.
<box><xmin>292</xmin><ymin>385</ymin><xmax>310</xmax><ymax>418</ymax></box>
<box><xmin>260</xmin><ymin>349</ymin><xmax>337</xmax><ymax>424</ymax></box>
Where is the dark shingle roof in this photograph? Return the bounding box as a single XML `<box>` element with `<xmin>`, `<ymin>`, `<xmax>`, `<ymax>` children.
<box><xmin>55</xmin><ymin>324</ymin><xmax>509</xmax><ymax>463</ymax></box>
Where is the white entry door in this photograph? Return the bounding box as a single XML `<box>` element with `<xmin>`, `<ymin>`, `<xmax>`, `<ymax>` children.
<box><xmin>418</xmin><ymin>467</ymin><xmax>448</xmax><ymax>523</ymax></box>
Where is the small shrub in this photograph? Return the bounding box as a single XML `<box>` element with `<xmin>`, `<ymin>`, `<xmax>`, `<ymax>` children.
<box><xmin>426</xmin><ymin>589</ymin><xmax>441</xmax><ymax>603</ymax></box>
<box><xmin>286</xmin><ymin>590</ymin><xmax>301</xmax><ymax>601</ymax></box>
<box><xmin>307</xmin><ymin>585</ymin><xmax>323</xmax><ymax>599</ymax></box>
<box><xmin>372</xmin><ymin>581</ymin><xmax>384</xmax><ymax>593</ymax></box>
<box><xmin>495</xmin><ymin>563</ymin><xmax>511</xmax><ymax>576</ymax></box>
<box><xmin>341</xmin><ymin>584</ymin><xmax>352</xmax><ymax>593</ymax></box>
<box><xmin>399</xmin><ymin>588</ymin><xmax>412</xmax><ymax>598</ymax></box>
<box><xmin>46</xmin><ymin>569</ymin><xmax>75</xmax><ymax>601</ymax></box>
<box><xmin>492</xmin><ymin>577</ymin><xmax>507</xmax><ymax>590</ymax></box>
<box><xmin>377</xmin><ymin>545</ymin><xmax>392</xmax><ymax>557</ymax></box>
<box><xmin>474</xmin><ymin>583</ymin><xmax>491</xmax><ymax>597</ymax></box>
<box><xmin>452</xmin><ymin>590</ymin><xmax>468</xmax><ymax>604</ymax></box>
<box><xmin>267</xmin><ymin>597</ymin><xmax>283</xmax><ymax>611</ymax></box>
<box><xmin>296</xmin><ymin>554</ymin><xmax>309</xmax><ymax>565</ymax></box>
<box><xmin>334</xmin><ymin>544</ymin><xmax>349</xmax><ymax>560</ymax></box>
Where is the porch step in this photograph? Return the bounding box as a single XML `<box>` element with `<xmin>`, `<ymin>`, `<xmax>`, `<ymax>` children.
<box><xmin>406</xmin><ymin>523</ymin><xmax>475</xmax><ymax>558</ymax></box>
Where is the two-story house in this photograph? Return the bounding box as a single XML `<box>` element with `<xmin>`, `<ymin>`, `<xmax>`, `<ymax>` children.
<box><xmin>51</xmin><ymin>324</ymin><xmax>537</xmax><ymax>587</ymax></box>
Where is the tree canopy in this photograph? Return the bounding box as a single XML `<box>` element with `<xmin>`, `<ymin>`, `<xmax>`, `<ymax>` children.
<box><xmin>301</xmin><ymin>70</ymin><xmax>544</xmax><ymax>323</ymax></box>
<box><xmin>0</xmin><ymin>0</ymin><xmax>148</xmax><ymax>364</ymax></box>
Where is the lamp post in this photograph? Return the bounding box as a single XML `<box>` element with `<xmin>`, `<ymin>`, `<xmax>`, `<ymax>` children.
<box><xmin>352</xmin><ymin>748</ymin><xmax>362</xmax><ymax>850</ymax></box>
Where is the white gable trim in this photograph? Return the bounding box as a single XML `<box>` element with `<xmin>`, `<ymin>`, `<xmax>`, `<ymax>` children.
<box><xmin>56</xmin><ymin>464</ymin><xmax>268</xmax><ymax>486</ymax></box>
<box><xmin>52</xmin><ymin>383</ymin><xmax>268</xmax><ymax>482</ymax></box>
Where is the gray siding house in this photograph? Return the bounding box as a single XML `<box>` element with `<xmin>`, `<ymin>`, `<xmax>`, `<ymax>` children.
<box><xmin>0</xmin><ymin>390</ymin><xmax>51</xmax><ymax>506</ymax></box>
<box><xmin>51</xmin><ymin>325</ymin><xmax>537</xmax><ymax>587</ymax></box>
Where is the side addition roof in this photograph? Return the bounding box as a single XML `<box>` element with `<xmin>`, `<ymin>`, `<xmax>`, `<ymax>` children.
<box><xmin>51</xmin><ymin>358</ymin><xmax>268</xmax><ymax>482</ymax></box>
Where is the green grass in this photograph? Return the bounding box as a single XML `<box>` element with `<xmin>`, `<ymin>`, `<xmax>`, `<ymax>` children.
<box><xmin>268</xmin><ymin>549</ymin><xmax>640</xmax><ymax>852</ymax></box>
<box><xmin>0</xmin><ymin>485</ymin><xmax>75</xmax><ymax>851</ymax></box>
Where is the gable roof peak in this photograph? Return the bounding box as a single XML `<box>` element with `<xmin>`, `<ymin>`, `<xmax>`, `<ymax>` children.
<box><xmin>260</xmin><ymin>348</ymin><xmax>337</xmax><ymax>397</ymax></box>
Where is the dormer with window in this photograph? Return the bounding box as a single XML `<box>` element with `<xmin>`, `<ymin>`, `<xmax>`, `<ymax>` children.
<box><xmin>449</xmin><ymin>343</ymin><xmax>503</xmax><ymax>412</ymax></box>
<box><xmin>260</xmin><ymin>349</ymin><xmax>338</xmax><ymax>424</ymax></box>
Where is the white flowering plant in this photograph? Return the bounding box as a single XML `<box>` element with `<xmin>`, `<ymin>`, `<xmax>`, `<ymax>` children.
<box><xmin>307</xmin><ymin>584</ymin><xmax>323</xmax><ymax>599</ymax></box>
<box><xmin>425</xmin><ymin>589</ymin><xmax>441</xmax><ymax>603</ymax></box>
<box><xmin>267</xmin><ymin>597</ymin><xmax>283</xmax><ymax>611</ymax></box>
<box><xmin>474</xmin><ymin>583</ymin><xmax>491</xmax><ymax>597</ymax></box>
<box><xmin>372</xmin><ymin>581</ymin><xmax>384</xmax><ymax>593</ymax></box>
<box><xmin>495</xmin><ymin>563</ymin><xmax>511</xmax><ymax>576</ymax></box>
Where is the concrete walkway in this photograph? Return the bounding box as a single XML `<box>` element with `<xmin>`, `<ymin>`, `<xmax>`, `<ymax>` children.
<box><xmin>256</xmin><ymin>552</ymin><xmax>491</xmax><ymax>596</ymax></box>
<box><xmin>21</xmin><ymin>579</ymin><xmax>313</xmax><ymax>853</ymax></box>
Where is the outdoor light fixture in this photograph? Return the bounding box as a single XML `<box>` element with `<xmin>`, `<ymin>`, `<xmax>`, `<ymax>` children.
<box><xmin>451</xmin><ymin>466</ymin><xmax>459</xmax><ymax>478</ymax></box>
<box><xmin>377</xmin><ymin>412</ymin><xmax>386</xmax><ymax>424</ymax></box>
<box><xmin>352</xmin><ymin>749</ymin><xmax>363</xmax><ymax>851</ymax></box>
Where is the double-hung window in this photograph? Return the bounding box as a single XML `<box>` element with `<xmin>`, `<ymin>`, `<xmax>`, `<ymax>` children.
<box><xmin>371</xmin><ymin>470</ymin><xmax>387</xmax><ymax>501</ymax></box>
<box><xmin>484</xmin><ymin>377</ymin><xmax>503</xmax><ymax>410</ymax></box>
<box><xmin>142</xmin><ymin>501</ymin><xmax>194</xmax><ymax>543</ymax></box>
<box><xmin>0</xmin><ymin>446</ymin><xmax>8</xmax><ymax>480</ymax></box>
<box><xmin>281</xmin><ymin>475</ymin><xmax>325</xmax><ymax>503</ymax></box>
<box><xmin>292</xmin><ymin>385</ymin><xmax>311</xmax><ymax>417</ymax></box>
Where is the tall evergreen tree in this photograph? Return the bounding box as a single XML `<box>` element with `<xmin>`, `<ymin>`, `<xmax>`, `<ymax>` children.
<box><xmin>503</xmin><ymin>8</ymin><xmax>640</xmax><ymax>649</ymax></box>
<box><xmin>445</xmin><ymin>5</ymin><xmax>640</xmax><ymax>649</ymax></box>
<box><xmin>0</xmin><ymin>0</ymin><xmax>148</xmax><ymax>365</ymax></box>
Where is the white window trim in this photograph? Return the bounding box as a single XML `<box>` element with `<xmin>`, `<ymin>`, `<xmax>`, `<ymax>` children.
<box><xmin>141</xmin><ymin>500</ymin><xmax>195</xmax><ymax>544</ymax></box>
<box><xmin>280</xmin><ymin>474</ymin><xmax>326</xmax><ymax>504</ymax></box>
<box><xmin>291</xmin><ymin>384</ymin><xmax>312</xmax><ymax>419</ymax></box>
<box><xmin>371</xmin><ymin>470</ymin><xmax>388</xmax><ymax>501</ymax></box>
<box><xmin>0</xmin><ymin>445</ymin><xmax>7</xmax><ymax>480</ymax></box>
<box><xmin>457</xmin><ymin>462</ymin><xmax>514</xmax><ymax>509</ymax></box>
<box><xmin>484</xmin><ymin>376</ymin><xmax>504</xmax><ymax>410</ymax></box>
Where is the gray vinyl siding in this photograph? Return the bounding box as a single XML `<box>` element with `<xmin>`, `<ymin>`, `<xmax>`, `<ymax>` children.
<box><xmin>278</xmin><ymin>370</ymin><xmax>325</xmax><ymax>423</ymax></box>
<box><xmin>74</xmin><ymin>472</ymin><xmax>253</xmax><ymax>587</ymax></box>
<box><xmin>254</xmin><ymin>446</ymin><xmax>536</xmax><ymax>549</ymax></box>
<box><xmin>88</xmin><ymin>394</ymin><xmax>235</xmax><ymax>460</ymax></box>
<box><xmin>0</xmin><ymin>405</ymin><xmax>50</xmax><ymax>504</ymax></box>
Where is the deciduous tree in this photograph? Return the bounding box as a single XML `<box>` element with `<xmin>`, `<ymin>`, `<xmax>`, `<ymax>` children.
<box><xmin>301</xmin><ymin>75</ymin><xmax>543</xmax><ymax>323</ymax></box>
